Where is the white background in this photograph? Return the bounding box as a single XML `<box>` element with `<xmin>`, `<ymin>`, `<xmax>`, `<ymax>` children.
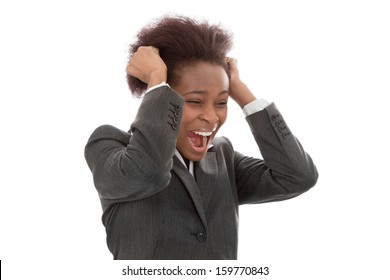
<box><xmin>1</xmin><ymin>0</ymin><xmax>389</xmax><ymax>279</ymax></box>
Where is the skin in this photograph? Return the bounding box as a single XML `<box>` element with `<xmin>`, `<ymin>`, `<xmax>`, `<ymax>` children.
<box><xmin>172</xmin><ymin>62</ymin><xmax>229</xmax><ymax>162</ymax></box>
<box><xmin>126</xmin><ymin>46</ymin><xmax>257</xmax><ymax>162</ymax></box>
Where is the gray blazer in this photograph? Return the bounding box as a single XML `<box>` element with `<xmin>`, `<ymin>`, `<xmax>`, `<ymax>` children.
<box><xmin>85</xmin><ymin>86</ymin><xmax>318</xmax><ymax>260</ymax></box>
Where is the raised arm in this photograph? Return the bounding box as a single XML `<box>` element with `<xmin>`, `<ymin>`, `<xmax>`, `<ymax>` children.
<box><xmin>85</xmin><ymin>47</ymin><xmax>183</xmax><ymax>202</ymax></box>
<box><xmin>226</xmin><ymin>57</ymin><xmax>318</xmax><ymax>204</ymax></box>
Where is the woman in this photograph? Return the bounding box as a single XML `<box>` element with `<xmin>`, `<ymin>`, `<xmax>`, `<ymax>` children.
<box><xmin>85</xmin><ymin>15</ymin><xmax>318</xmax><ymax>260</ymax></box>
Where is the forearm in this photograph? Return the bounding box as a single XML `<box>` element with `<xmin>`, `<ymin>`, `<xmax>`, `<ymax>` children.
<box><xmin>236</xmin><ymin>103</ymin><xmax>318</xmax><ymax>204</ymax></box>
<box><xmin>85</xmin><ymin>86</ymin><xmax>184</xmax><ymax>201</ymax></box>
<box><xmin>229</xmin><ymin>81</ymin><xmax>257</xmax><ymax>109</ymax></box>
<box><xmin>248</xmin><ymin>103</ymin><xmax>318</xmax><ymax>192</ymax></box>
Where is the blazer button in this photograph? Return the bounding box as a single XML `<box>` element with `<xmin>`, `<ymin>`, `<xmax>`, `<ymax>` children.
<box><xmin>196</xmin><ymin>232</ymin><xmax>207</xmax><ymax>242</ymax></box>
<box><xmin>282</xmin><ymin>132</ymin><xmax>291</xmax><ymax>138</ymax></box>
<box><xmin>271</xmin><ymin>114</ymin><xmax>280</xmax><ymax>121</ymax></box>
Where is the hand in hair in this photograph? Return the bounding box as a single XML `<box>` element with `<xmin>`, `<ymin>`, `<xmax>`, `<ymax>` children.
<box><xmin>226</xmin><ymin>57</ymin><xmax>257</xmax><ymax>109</ymax></box>
<box><xmin>126</xmin><ymin>46</ymin><xmax>167</xmax><ymax>89</ymax></box>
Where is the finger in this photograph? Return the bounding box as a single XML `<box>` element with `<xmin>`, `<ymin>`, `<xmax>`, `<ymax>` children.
<box><xmin>126</xmin><ymin>56</ymin><xmax>137</xmax><ymax>74</ymax></box>
<box><xmin>226</xmin><ymin>57</ymin><xmax>237</xmax><ymax>66</ymax></box>
<box><xmin>226</xmin><ymin>57</ymin><xmax>239</xmax><ymax>74</ymax></box>
<box><xmin>138</xmin><ymin>46</ymin><xmax>159</xmax><ymax>55</ymax></box>
<box><xmin>126</xmin><ymin>51</ymin><xmax>143</xmax><ymax>75</ymax></box>
<box><xmin>150</xmin><ymin>46</ymin><xmax>160</xmax><ymax>55</ymax></box>
<box><xmin>225</xmin><ymin>56</ymin><xmax>230</xmax><ymax>67</ymax></box>
<box><xmin>126</xmin><ymin>63</ymin><xmax>141</xmax><ymax>78</ymax></box>
<box><xmin>126</xmin><ymin>63</ymin><xmax>132</xmax><ymax>75</ymax></box>
<box><xmin>126</xmin><ymin>63</ymin><xmax>134</xmax><ymax>75</ymax></box>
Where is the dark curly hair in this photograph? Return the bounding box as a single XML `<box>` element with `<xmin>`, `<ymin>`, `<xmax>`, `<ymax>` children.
<box><xmin>127</xmin><ymin>15</ymin><xmax>233</xmax><ymax>96</ymax></box>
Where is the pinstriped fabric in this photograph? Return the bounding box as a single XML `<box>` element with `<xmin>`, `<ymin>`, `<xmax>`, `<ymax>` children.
<box><xmin>85</xmin><ymin>87</ymin><xmax>318</xmax><ymax>259</ymax></box>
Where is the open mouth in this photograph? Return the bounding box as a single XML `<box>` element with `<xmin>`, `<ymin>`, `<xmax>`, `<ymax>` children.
<box><xmin>187</xmin><ymin>130</ymin><xmax>213</xmax><ymax>153</ymax></box>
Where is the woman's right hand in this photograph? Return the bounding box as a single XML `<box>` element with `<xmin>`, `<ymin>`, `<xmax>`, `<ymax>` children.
<box><xmin>126</xmin><ymin>46</ymin><xmax>167</xmax><ymax>89</ymax></box>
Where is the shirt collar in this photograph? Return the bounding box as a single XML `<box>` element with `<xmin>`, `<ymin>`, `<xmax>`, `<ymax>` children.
<box><xmin>174</xmin><ymin>150</ymin><xmax>194</xmax><ymax>175</ymax></box>
<box><xmin>174</xmin><ymin>145</ymin><xmax>213</xmax><ymax>176</ymax></box>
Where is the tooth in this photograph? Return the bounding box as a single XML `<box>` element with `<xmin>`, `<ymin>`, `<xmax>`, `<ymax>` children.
<box><xmin>203</xmin><ymin>136</ymin><xmax>207</xmax><ymax>147</ymax></box>
<box><xmin>194</xmin><ymin>131</ymin><xmax>212</xmax><ymax>136</ymax></box>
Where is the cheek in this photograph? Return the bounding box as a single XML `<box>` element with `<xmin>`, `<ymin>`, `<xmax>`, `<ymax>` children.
<box><xmin>180</xmin><ymin>105</ymin><xmax>228</xmax><ymax>129</ymax></box>
<box><xmin>178</xmin><ymin>106</ymin><xmax>196</xmax><ymax>139</ymax></box>
<box><xmin>180</xmin><ymin>105</ymin><xmax>195</xmax><ymax>127</ymax></box>
<box><xmin>218</xmin><ymin>107</ymin><xmax>228</xmax><ymax>125</ymax></box>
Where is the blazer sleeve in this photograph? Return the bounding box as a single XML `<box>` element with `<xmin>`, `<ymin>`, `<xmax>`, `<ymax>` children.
<box><xmin>84</xmin><ymin>86</ymin><xmax>184</xmax><ymax>202</ymax></box>
<box><xmin>235</xmin><ymin>103</ymin><xmax>318</xmax><ymax>204</ymax></box>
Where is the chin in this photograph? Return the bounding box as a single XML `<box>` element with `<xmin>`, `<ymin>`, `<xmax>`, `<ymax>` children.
<box><xmin>182</xmin><ymin>150</ymin><xmax>207</xmax><ymax>162</ymax></box>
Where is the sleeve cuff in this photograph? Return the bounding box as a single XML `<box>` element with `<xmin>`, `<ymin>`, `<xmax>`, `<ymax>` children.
<box><xmin>145</xmin><ymin>82</ymin><xmax>170</xmax><ymax>94</ymax></box>
<box><xmin>242</xmin><ymin>99</ymin><xmax>271</xmax><ymax>117</ymax></box>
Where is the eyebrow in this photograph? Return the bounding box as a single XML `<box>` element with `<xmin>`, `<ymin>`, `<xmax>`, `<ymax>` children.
<box><xmin>183</xmin><ymin>90</ymin><xmax>229</xmax><ymax>96</ymax></box>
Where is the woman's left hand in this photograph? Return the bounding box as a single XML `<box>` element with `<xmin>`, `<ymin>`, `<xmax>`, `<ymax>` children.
<box><xmin>226</xmin><ymin>57</ymin><xmax>257</xmax><ymax>109</ymax></box>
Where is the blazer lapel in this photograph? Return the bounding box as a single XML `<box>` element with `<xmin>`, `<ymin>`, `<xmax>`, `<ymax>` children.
<box><xmin>194</xmin><ymin>152</ymin><xmax>218</xmax><ymax>211</ymax></box>
<box><xmin>172</xmin><ymin>156</ymin><xmax>207</xmax><ymax>229</ymax></box>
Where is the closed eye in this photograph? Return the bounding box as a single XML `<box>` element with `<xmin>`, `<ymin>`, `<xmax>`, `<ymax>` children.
<box><xmin>216</xmin><ymin>100</ymin><xmax>228</xmax><ymax>107</ymax></box>
<box><xmin>186</xmin><ymin>99</ymin><xmax>202</xmax><ymax>104</ymax></box>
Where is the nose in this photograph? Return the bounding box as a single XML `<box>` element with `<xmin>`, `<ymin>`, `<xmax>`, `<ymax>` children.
<box><xmin>200</xmin><ymin>105</ymin><xmax>219</xmax><ymax>124</ymax></box>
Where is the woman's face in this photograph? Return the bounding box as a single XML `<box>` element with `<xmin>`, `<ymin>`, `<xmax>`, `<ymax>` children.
<box><xmin>172</xmin><ymin>61</ymin><xmax>229</xmax><ymax>162</ymax></box>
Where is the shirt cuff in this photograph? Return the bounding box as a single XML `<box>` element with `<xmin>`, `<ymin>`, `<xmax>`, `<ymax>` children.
<box><xmin>242</xmin><ymin>99</ymin><xmax>271</xmax><ymax>117</ymax></box>
<box><xmin>145</xmin><ymin>82</ymin><xmax>170</xmax><ymax>94</ymax></box>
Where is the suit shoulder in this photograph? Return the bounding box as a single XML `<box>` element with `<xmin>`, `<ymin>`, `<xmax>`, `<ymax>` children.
<box><xmin>210</xmin><ymin>136</ymin><xmax>234</xmax><ymax>152</ymax></box>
